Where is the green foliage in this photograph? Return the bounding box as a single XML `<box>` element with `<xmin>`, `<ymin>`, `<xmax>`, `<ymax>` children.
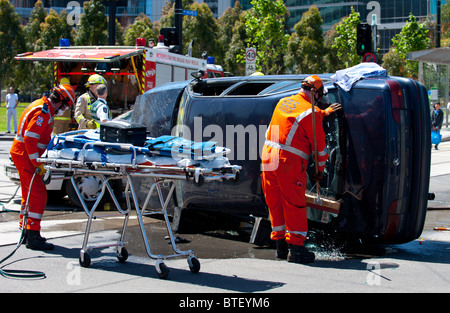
<box><xmin>24</xmin><ymin>0</ymin><xmax>47</xmax><ymax>51</ymax></box>
<box><xmin>183</xmin><ymin>2</ymin><xmax>220</xmax><ymax>58</ymax></box>
<box><xmin>382</xmin><ymin>47</ymin><xmax>407</xmax><ymax>77</ymax></box>
<box><xmin>391</xmin><ymin>14</ymin><xmax>430</xmax><ymax>79</ymax></box>
<box><xmin>225</xmin><ymin>10</ymin><xmax>247</xmax><ymax>76</ymax></box>
<box><xmin>285</xmin><ymin>5</ymin><xmax>325</xmax><ymax>74</ymax></box>
<box><xmin>9</xmin><ymin>0</ymin><xmax>447</xmax><ymax>83</ymax></box>
<box><xmin>123</xmin><ymin>13</ymin><xmax>156</xmax><ymax>46</ymax></box>
<box><xmin>324</xmin><ymin>24</ymin><xmax>344</xmax><ymax>72</ymax></box>
<box><xmin>158</xmin><ymin>1</ymin><xmax>219</xmax><ymax>58</ymax></box>
<box><xmin>74</xmin><ymin>0</ymin><xmax>108</xmax><ymax>46</ymax></box>
<box><xmin>0</xmin><ymin>0</ymin><xmax>26</xmax><ymax>91</ymax></box>
<box><xmin>38</xmin><ymin>9</ymin><xmax>73</xmax><ymax>51</ymax></box>
<box><xmin>332</xmin><ymin>7</ymin><xmax>360</xmax><ymax>68</ymax></box>
<box><xmin>244</xmin><ymin>0</ymin><xmax>289</xmax><ymax>74</ymax></box>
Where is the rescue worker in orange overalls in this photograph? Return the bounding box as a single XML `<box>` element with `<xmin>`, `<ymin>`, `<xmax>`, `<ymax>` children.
<box><xmin>261</xmin><ymin>75</ymin><xmax>341</xmax><ymax>263</ymax></box>
<box><xmin>10</xmin><ymin>84</ymin><xmax>75</xmax><ymax>250</ymax></box>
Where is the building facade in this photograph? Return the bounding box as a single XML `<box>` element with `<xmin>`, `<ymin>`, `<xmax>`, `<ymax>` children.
<box><xmin>284</xmin><ymin>0</ymin><xmax>444</xmax><ymax>53</ymax></box>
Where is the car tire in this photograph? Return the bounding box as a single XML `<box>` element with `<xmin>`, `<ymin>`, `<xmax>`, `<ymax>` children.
<box><xmin>65</xmin><ymin>177</ymin><xmax>123</xmax><ymax>210</ymax></box>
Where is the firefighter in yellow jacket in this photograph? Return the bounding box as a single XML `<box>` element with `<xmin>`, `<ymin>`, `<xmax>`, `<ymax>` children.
<box><xmin>74</xmin><ymin>74</ymin><xmax>106</xmax><ymax>129</ymax></box>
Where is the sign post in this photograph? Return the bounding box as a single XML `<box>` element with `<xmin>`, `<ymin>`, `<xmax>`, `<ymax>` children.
<box><xmin>245</xmin><ymin>48</ymin><xmax>257</xmax><ymax>76</ymax></box>
<box><xmin>362</xmin><ymin>52</ymin><xmax>376</xmax><ymax>63</ymax></box>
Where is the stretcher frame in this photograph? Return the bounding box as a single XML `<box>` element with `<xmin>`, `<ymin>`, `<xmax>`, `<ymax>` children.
<box><xmin>37</xmin><ymin>140</ymin><xmax>241</xmax><ymax>279</ymax></box>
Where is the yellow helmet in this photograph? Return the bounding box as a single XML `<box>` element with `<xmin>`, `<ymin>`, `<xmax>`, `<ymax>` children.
<box><xmin>250</xmin><ymin>71</ymin><xmax>264</xmax><ymax>76</ymax></box>
<box><xmin>60</xmin><ymin>77</ymin><xmax>70</xmax><ymax>85</ymax></box>
<box><xmin>85</xmin><ymin>74</ymin><xmax>106</xmax><ymax>87</ymax></box>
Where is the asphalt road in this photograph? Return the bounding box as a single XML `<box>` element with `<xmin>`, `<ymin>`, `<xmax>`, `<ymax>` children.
<box><xmin>0</xmin><ymin>135</ymin><xmax>449</xmax><ymax>294</ymax></box>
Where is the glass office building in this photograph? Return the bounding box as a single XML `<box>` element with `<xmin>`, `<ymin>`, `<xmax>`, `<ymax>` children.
<box><xmin>284</xmin><ymin>0</ymin><xmax>445</xmax><ymax>53</ymax></box>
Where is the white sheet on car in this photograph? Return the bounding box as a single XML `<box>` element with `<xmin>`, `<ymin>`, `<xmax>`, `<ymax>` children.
<box><xmin>331</xmin><ymin>62</ymin><xmax>388</xmax><ymax>92</ymax></box>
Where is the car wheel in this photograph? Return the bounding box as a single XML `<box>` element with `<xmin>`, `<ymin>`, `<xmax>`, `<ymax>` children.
<box><xmin>65</xmin><ymin>177</ymin><xmax>122</xmax><ymax>210</ymax></box>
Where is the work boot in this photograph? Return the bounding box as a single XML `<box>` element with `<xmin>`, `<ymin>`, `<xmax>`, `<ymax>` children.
<box><xmin>22</xmin><ymin>230</ymin><xmax>47</xmax><ymax>243</ymax></box>
<box><xmin>287</xmin><ymin>244</ymin><xmax>315</xmax><ymax>264</ymax></box>
<box><xmin>276</xmin><ymin>239</ymin><xmax>288</xmax><ymax>260</ymax></box>
<box><xmin>25</xmin><ymin>230</ymin><xmax>54</xmax><ymax>251</ymax></box>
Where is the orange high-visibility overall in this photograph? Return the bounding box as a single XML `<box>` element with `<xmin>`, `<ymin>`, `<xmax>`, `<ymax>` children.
<box><xmin>261</xmin><ymin>92</ymin><xmax>332</xmax><ymax>246</ymax></box>
<box><xmin>10</xmin><ymin>97</ymin><xmax>55</xmax><ymax>231</ymax></box>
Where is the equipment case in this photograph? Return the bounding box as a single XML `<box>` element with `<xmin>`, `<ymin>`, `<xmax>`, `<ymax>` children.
<box><xmin>100</xmin><ymin>120</ymin><xmax>147</xmax><ymax>146</ymax></box>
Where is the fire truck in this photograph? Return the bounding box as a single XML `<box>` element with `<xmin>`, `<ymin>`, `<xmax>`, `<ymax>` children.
<box><xmin>15</xmin><ymin>38</ymin><xmax>223</xmax><ymax>133</ymax></box>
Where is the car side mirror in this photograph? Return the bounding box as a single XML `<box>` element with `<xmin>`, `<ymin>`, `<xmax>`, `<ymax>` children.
<box><xmin>191</xmin><ymin>70</ymin><xmax>205</xmax><ymax>80</ymax></box>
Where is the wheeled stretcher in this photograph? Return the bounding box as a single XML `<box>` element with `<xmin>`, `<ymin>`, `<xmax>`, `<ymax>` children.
<box><xmin>37</xmin><ymin>129</ymin><xmax>241</xmax><ymax>279</ymax></box>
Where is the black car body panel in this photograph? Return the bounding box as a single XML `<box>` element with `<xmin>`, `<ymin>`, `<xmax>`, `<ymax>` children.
<box><xmin>131</xmin><ymin>74</ymin><xmax>431</xmax><ymax>244</ymax></box>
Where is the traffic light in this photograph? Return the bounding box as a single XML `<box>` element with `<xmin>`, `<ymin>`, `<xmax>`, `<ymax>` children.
<box><xmin>160</xmin><ymin>28</ymin><xmax>179</xmax><ymax>46</ymax></box>
<box><xmin>356</xmin><ymin>23</ymin><xmax>372</xmax><ymax>56</ymax></box>
<box><xmin>160</xmin><ymin>28</ymin><xmax>181</xmax><ymax>54</ymax></box>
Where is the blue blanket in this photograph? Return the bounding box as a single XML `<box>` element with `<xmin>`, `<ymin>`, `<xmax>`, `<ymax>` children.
<box><xmin>48</xmin><ymin>131</ymin><xmax>227</xmax><ymax>161</ymax></box>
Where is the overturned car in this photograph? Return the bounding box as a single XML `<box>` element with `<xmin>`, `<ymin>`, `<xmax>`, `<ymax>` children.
<box><xmin>129</xmin><ymin>70</ymin><xmax>430</xmax><ymax>245</ymax></box>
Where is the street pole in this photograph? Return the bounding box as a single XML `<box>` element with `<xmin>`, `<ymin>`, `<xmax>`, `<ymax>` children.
<box><xmin>371</xmin><ymin>14</ymin><xmax>377</xmax><ymax>59</ymax></box>
<box><xmin>437</xmin><ymin>0</ymin><xmax>441</xmax><ymax>48</ymax></box>
<box><xmin>175</xmin><ymin>0</ymin><xmax>183</xmax><ymax>54</ymax></box>
<box><xmin>108</xmin><ymin>0</ymin><xmax>117</xmax><ymax>46</ymax></box>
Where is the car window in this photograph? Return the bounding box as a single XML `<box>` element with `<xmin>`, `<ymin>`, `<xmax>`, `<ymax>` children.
<box><xmin>307</xmin><ymin>88</ymin><xmax>344</xmax><ymax>222</ymax></box>
<box><xmin>131</xmin><ymin>81</ymin><xmax>188</xmax><ymax>137</ymax></box>
<box><xmin>259</xmin><ymin>81</ymin><xmax>302</xmax><ymax>95</ymax></box>
<box><xmin>113</xmin><ymin>110</ymin><xmax>133</xmax><ymax>121</ymax></box>
<box><xmin>191</xmin><ymin>79</ymin><xmax>305</xmax><ymax>97</ymax></box>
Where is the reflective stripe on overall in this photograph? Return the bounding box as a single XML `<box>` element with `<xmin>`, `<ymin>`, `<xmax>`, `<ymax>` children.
<box><xmin>10</xmin><ymin>98</ymin><xmax>53</xmax><ymax>231</ymax></box>
<box><xmin>261</xmin><ymin>92</ymin><xmax>328</xmax><ymax>246</ymax></box>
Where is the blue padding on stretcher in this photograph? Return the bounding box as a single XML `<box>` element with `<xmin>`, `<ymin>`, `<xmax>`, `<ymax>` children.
<box><xmin>47</xmin><ymin>132</ymin><xmax>226</xmax><ymax>161</ymax></box>
<box><xmin>145</xmin><ymin>136</ymin><xmax>218</xmax><ymax>158</ymax></box>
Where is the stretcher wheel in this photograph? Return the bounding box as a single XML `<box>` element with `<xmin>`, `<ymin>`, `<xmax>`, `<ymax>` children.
<box><xmin>232</xmin><ymin>171</ymin><xmax>240</xmax><ymax>183</ymax></box>
<box><xmin>117</xmin><ymin>247</ymin><xmax>128</xmax><ymax>263</ymax></box>
<box><xmin>156</xmin><ymin>261</ymin><xmax>170</xmax><ymax>279</ymax></box>
<box><xmin>188</xmin><ymin>256</ymin><xmax>200</xmax><ymax>273</ymax></box>
<box><xmin>79</xmin><ymin>251</ymin><xmax>91</xmax><ymax>268</ymax></box>
<box><xmin>193</xmin><ymin>175</ymin><xmax>204</xmax><ymax>187</ymax></box>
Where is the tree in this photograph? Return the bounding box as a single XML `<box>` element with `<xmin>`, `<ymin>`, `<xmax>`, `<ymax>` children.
<box><xmin>38</xmin><ymin>9</ymin><xmax>73</xmax><ymax>51</ymax></box>
<box><xmin>182</xmin><ymin>2</ymin><xmax>220</xmax><ymax>58</ymax></box>
<box><xmin>441</xmin><ymin>1</ymin><xmax>450</xmax><ymax>47</ymax></box>
<box><xmin>244</xmin><ymin>0</ymin><xmax>289</xmax><ymax>74</ymax></box>
<box><xmin>332</xmin><ymin>7</ymin><xmax>360</xmax><ymax>68</ymax></box>
<box><xmin>0</xmin><ymin>0</ymin><xmax>26</xmax><ymax>92</ymax></box>
<box><xmin>382</xmin><ymin>47</ymin><xmax>407</xmax><ymax>77</ymax></box>
<box><xmin>226</xmin><ymin>10</ymin><xmax>247</xmax><ymax>76</ymax></box>
<box><xmin>109</xmin><ymin>17</ymin><xmax>124</xmax><ymax>46</ymax></box>
<box><xmin>324</xmin><ymin>23</ymin><xmax>344</xmax><ymax>72</ymax></box>
<box><xmin>74</xmin><ymin>0</ymin><xmax>108</xmax><ymax>46</ymax></box>
<box><xmin>217</xmin><ymin>1</ymin><xmax>243</xmax><ymax>69</ymax></box>
<box><xmin>21</xmin><ymin>0</ymin><xmax>50</xmax><ymax>96</ymax></box>
<box><xmin>285</xmin><ymin>5</ymin><xmax>325</xmax><ymax>74</ymax></box>
<box><xmin>24</xmin><ymin>6</ymin><xmax>72</xmax><ymax>95</ymax></box>
<box><xmin>158</xmin><ymin>1</ymin><xmax>218</xmax><ymax>58</ymax></box>
<box><xmin>24</xmin><ymin>0</ymin><xmax>47</xmax><ymax>52</ymax></box>
<box><xmin>123</xmin><ymin>13</ymin><xmax>156</xmax><ymax>46</ymax></box>
<box><xmin>391</xmin><ymin>14</ymin><xmax>430</xmax><ymax>79</ymax></box>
